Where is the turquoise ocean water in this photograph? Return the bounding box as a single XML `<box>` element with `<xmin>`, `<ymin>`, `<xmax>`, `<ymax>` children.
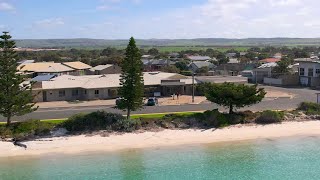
<box><xmin>1</xmin><ymin>136</ymin><xmax>320</xmax><ymax>180</ymax></box>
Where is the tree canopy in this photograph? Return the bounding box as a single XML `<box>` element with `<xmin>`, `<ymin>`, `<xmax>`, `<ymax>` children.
<box><xmin>117</xmin><ymin>37</ymin><xmax>144</xmax><ymax>119</ymax></box>
<box><xmin>0</xmin><ymin>32</ymin><xmax>38</xmax><ymax>125</ymax></box>
<box><xmin>203</xmin><ymin>83</ymin><xmax>266</xmax><ymax>114</ymax></box>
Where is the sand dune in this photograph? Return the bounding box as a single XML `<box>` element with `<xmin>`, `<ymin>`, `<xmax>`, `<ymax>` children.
<box><xmin>1</xmin><ymin>121</ymin><xmax>320</xmax><ymax>157</ymax></box>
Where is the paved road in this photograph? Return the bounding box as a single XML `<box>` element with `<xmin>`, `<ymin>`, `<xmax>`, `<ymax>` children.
<box><xmin>0</xmin><ymin>86</ymin><xmax>318</xmax><ymax>122</ymax></box>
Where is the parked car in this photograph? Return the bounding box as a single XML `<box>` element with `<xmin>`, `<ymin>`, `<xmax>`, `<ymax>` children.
<box><xmin>115</xmin><ymin>97</ymin><xmax>123</xmax><ymax>106</ymax></box>
<box><xmin>146</xmin><ymin>97</ymin><xmax>158</xmax><ymax>106</ymax></box>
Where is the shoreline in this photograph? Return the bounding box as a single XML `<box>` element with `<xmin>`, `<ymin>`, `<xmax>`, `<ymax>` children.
<box><xmin>1</xmin><ymin>120</ymin><xmax>320</xmax><ymax>158</ymax></box>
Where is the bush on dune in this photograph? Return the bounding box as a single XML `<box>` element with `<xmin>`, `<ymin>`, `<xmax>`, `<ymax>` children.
<box><xmin>298</xmin><ymin>102</ymin><xmax>320</xmax><ymax>115</ymax></box>
<box><xmin>0</xmin><ymin>120</ymin><xmax>56</xmax><ymax>140</ymax></box>
<box><xmin>255</xmin><ymin>110</ymin><xmax>284</xmax><ymax>124</ymax></box>
<box><xmin>62</xmin><ymin>111</ymin><xmax>140</xmax><ymax>133</ymax></box>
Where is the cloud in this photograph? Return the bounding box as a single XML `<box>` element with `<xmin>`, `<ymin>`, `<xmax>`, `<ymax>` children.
<box><xmin>33</xmin><ymin>18</ymin><xmax>65</xmax><ymax>28</ymax></box>
<box><xmin>0</xmin><ymin>1</ymin><xmax>15</xmax><ymax>11</ymax></box>
<box><xmin>97</xmin><ymin>0</ymin><xmax>142</xmax><ymax>10</ymax></box>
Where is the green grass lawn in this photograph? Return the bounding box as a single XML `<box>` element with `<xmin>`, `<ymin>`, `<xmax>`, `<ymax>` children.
<box><xmin>130</xmin><ymin>111</ymin><xmax>200</xmax><ymax>119</ymax></box>
<box><xmin>0</xmin><ymin>112</ymin><xmax>202</xmax><ymax>125</ymax></box>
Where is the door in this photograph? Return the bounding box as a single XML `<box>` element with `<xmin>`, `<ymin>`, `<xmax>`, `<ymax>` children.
<box><xmin>43</xmin><ymin>91</ymin><xmax>47</xmax><ymax>102</ymax></box>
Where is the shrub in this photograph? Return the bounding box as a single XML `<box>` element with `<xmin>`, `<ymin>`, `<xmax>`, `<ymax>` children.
<box><xmin>256</xmin><ymin>110</ymin><xmax>284</xmax><ymax>124</ymax></box>
<box><xmin>298</xmin><ymin>102</ymin><xmax>320</xmax><ymax>115</ymax></box>
<box><xmin>112</xmin><ymin>118</ymin><xmax>141</xmax><ymax>132</ymax></box>
<box><xmin>62</xmin><ymin>111</ymin><xmax>140</xmax><ymax>133</ymax></box>
<box><xmin>0</xmin><ymin>120</ymin><xmax>56</xmax><ymax>139</ymax></box>
<box><xmin>180</xmin><ymin>71</ymin><xmax>193</xmax><ymax>76</ymax></box>
<box><xmin>237</xmin><ymin>110</ymin><xmax>258</xmax><ymax>123</ymax></box>
<box><xmin>194</xmin><ymin>109</ymin><xmax>230</xmax><ymax>128</ymax></box>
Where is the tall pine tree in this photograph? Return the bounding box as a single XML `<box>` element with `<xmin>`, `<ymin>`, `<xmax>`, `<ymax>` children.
<box><xmin>0</xmin><ymin>32</ymin><xmax>38</xmax><ymax>125</ymax></box>
<box><xmin>117</xmin><ymin>37</ymin><xmax>144</xmax><ymax>119</ymax></box>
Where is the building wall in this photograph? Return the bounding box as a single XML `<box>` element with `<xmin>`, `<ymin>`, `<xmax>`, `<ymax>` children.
<box><xmin>33</xmin><ymin>84</ymin><xmax>195</xmax><ymax>102</ymax></box>
<box><xmin>299</xmin><ymin>62</ymin><xmax>320</xmax><ymax>77</ymax></box>
<box><xmin>299</xmin><ymin>62</ymin><xmax>320</xmax><ymax>87</ymax></box>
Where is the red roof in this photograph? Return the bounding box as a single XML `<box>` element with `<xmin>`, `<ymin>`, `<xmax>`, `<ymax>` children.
<box><xmin>260</xmin><ymin>58</ymin><xmax>281</xmax><ymax>63</ymax></box>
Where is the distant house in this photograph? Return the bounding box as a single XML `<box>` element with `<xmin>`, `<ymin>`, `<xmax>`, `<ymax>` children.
<box><xmin>228</xmin><ymin>58</ymin><xmax>240</xmax><ymax>64</ymax></box>
<box><xmin>226</xmin><ymin>53</ymin><xmax>237</xmax><ymax>58</ymax></box>
<box><xmin>240</xmin><ymin>52</ymin><xmax>247</xmax><ymax>56</ymax></box>
<box><xmin>189</xmin><ymin>62</ymin><xmax>216</xmax><ymax>73</ymax></box>
<box><xmin>260</xmin><ymin>58</ymin><xmax>281</xmax><ymax>64</ymax></box>
<box><xmin>18</xmin><ymin>62</ymin><xmax>75</xmax><ymax>77</ymax></box>
<box><xmin>62</xmin><ymin>61</ymin><xmax>92</xmax><ymax>76</ymax></box>
<box><xmin>142</xmin><ymin>59</ymin><xmax>175</xmax><ymax>71</ymax></box>
<box><xmin>273</xmin><ymin>53</ymin><xmax>282</xmax><ymax>59</ymax></box>
<box><xmin>168</xmin><ymin>53</ymin><xmax>180</xmax><ymax>58</ymax></box>
<box><xmin>87</xmin><ymin>64</ymin><xmax>122</xmax><ymax>75</ymax></box>
<box><xmin>215</xmin><ymin>64</ymin><xmax>246</xmax><ymax>76</ymax></box>
<box><xmin>252</xmin><ymin>62</ymin><xmax>277</xmax><ymax>83</ymax></box>
<box><xmin>186</xmin><ymin>55</ymin><xmax>212</xmax><ymax>62</ymax></box>
<box><xmin>296</xmin><ymin>59</ymin><xmax>320</xmax><ymax>87</ymax></box>
<box><xmin>18</xmin><ymin>61</ymin><xmax>92</xmax><ymax>77</ymax></box>
<box><xmin>142</xmin><ymin>55</ymin><xmax>154</xmax><ymax>59</ymax></box>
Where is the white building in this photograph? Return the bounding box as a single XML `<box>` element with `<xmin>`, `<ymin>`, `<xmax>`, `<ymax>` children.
<box><xmin>297</xmin><ymin>59</ymin><xmax>320</xmax><ymax>87</ymax></box>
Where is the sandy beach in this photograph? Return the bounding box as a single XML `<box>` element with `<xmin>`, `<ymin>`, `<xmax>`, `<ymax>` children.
<box><xmin>1</xmin><ymin>120</ymin><xmax>320</xmax><ymax>157</ymax></box>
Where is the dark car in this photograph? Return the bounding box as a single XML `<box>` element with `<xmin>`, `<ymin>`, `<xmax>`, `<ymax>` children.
<box><xmin>115</xmin><ymin>97</ymin><xmax>123</xmax><ymax>106</ymax></box>
<box><xmin>146</xmin><ymin>97</ymin><xmax>158</xmax><ymax>106</ymax></box>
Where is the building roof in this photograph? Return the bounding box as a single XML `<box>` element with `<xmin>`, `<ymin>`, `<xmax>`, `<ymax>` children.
<box><xmin>90</xmin><ymin>64</ymin><xmax>114</xmax><ymax>71</ymax></box>
<box><xmin>18</xmin><ymin>62</ymin><xmax>74</xmax><ymax>73</ymax></box>
<box><xmin>18</xmin><ymin>60</ymin><xmax>35</xmax><ymax>65</ymax></box>
<box><xmin>62</xmin><ymin>61</ymin><xmax>92</xmax><ymax>70</ymax></box>
<box><xmin>190</xmin><ymin>62</ymin><xmax>216</xmax><ymax>69</ymax></box>
<box><xmin>258</xmin><ymin>62</ymin><xmax>278</xmax><ymax>69</ymax></box>
<box><xmin>228</xmin><ymin>58</ymin><xmax>240</xmax><ymax>64</ymax></box>
<box><xmin>40</xmin><ymin>72</ymin><xmax>196</xmax><ymax>90</ymax></box>
<box><xmin>150</xmin><ymin>59</ymin><xmax>174</xmax><ymax>65</ymax></box>
<box><xmin>260</xmin><ymin>58</ymin><xmax>281</xmax><ymax>63</ymax></box>
<box><xmin>226</xmin><ymin>53</ymin><xmax>237</xmax><ymax>57</ymax></box>
<box><xmin>31</xmin><ymin>74</ymin><xmax>57</xmax><ymax>82</ymax></box>
<box><xmin>187</xmin><ymin>55</ymin><xmax>211</xmax><ymax>61</ymax></box>
<box><xmin>196</xmin><ymin>76</ymin><xmax>248</xmax><ymax>84</ymax></box>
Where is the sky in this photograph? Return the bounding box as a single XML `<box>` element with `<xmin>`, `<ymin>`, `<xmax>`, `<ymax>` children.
<box><xmin>0</xmin><ymin>0</ymin><xmax>320</xmax><ymax>39</ymax></box>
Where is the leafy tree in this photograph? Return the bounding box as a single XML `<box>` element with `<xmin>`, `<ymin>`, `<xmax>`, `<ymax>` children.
<box><xmin>258</xmin><ymin>53</ymin><xmax>269</xmax><ymax>60</ymax></box>
<box><xmin>117</xmin><ymin>37</ymin><xmax>144</xmax><ymax>119</ymax></box>
<box><xmin>147</xmin><ymin>48</ymin><xmax>159</xmax><ymax>56</ymax></box>
<box><xmin>196</xmin><ymin>66</ymin><xmax>209</xmax><ymax>74</ymax></box>
<box><xmin>161</xmin><ymin>65</ymin><xmax>180</xmax><ymax>73</ymax></box>
<box><xmin>175</xmin><ymin>61</ymin><xmax>189</xmax><ymax>71</ymax></box>
<box><xmin>101</xmin><ymin>47</ymin><xmax>117</xmax><ymax>56</ymax></box>
<box><xmin>272</xmin><ymin>57</ymin><xmax>293</xmax><ymax>76</ymax></box>
<box><xmin>204</xmin><ymin>83</ymin><xmax>266</xmax><ymax>114</ymax></box>
<box><xmin>217</xmin><ymin>53</ymin><xmax>229</xmax><ymax>64</ymax></box>
<box><xmin>0</xmin><ymin>32</ymin><xmax>38</xmax><ymax>125</ymax></box>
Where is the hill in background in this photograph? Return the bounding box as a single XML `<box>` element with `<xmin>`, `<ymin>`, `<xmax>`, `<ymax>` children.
<box><xmin>15</xmin><ymin>38</ymin><xmax>320</xmax><ymax>49</ymax></box>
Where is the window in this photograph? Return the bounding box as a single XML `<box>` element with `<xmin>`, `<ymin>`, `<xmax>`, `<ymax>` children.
<box><xmin>59</xmin><ymin>90</ymin><xmax>65</xmax><ymax>97</ymax></box>
<box><xmin>72</xmin><ymin>89</ymin><xmax>79</xmax><ymax>96</ymax></box>
<box><xmin>84</xmin><ymin>90</ymin><xmax>87</xmax><ymax>95</ymax></box>
<box><xmin>299</xmin><ymin>68</ymin><xmax>305</xmax><ymax>76</ymax></box>
<box><xmin>95</xmin><ymin>90</ymin><xmax>100</xmax><ymax>95</ymax></box>
<box><xmin>316</xmin><ymin>69</ymin><xmax>320</xmax><ymax>74</ymax></box>
<box><xmin>308</xmin><ymin>68</ymin><xmax>314</xmax><ymax>77</ymax></box>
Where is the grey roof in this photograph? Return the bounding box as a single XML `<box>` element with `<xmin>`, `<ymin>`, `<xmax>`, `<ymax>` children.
<box><xmin>151</xmin><ymin>59</ymin><xmax>174</xmax><ymax>65</ymax></box>
<box><xmin>31</xmin><ymin>74</ymin><xmax>57</xmax><ymax>82</ymax></box>
<box><xmin>226</xmin><ymin>53</ymin><xmax>237</xmax><ymax>57</ymax></box>
<box><xmin>90</xmin><ymin>64</ymin><xmax>114</xmax><ymax>71</ymax></box>
<box><xmin>187</xmin><ymin>56</ymin><xmax>211</xmax><ymax>61</ymax></box>
<box><xmin>190</xmin><ymin>62</ymin><xmax>216</xmax><ymax>69</ymax></box>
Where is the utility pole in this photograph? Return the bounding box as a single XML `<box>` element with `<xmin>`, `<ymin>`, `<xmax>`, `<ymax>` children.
<box><xmin>192</xmin><ymin>72</ymin><xmax>195</xmax><ymax>103</ymax></box>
